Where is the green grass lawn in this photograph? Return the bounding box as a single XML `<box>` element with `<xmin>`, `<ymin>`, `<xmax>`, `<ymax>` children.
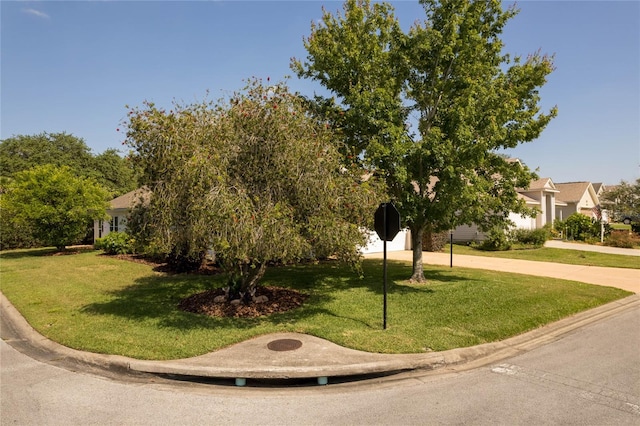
<box><xmin>0</xmin><ymin>248</ymin><xmax>631</xmax><ymax>360</ymax></box>
<box><xmin>610</xmin><ymin>223</ymin><xmax>632</xmax><ymax>231</ymax></box>
<box><xmin>448</xmin><ymin>244</ymin><xmax>640</xmax><ymax>269</ymax></box>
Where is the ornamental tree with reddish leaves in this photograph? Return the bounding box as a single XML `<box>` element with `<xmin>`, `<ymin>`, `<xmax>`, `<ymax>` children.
<box><xmin>124</xmin><ymin>79</ymin><xmax>383</xmax><ymax>298</ymax></box>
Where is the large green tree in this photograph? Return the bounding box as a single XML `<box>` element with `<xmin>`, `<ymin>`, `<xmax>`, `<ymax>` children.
<box><xmin>1</xmin><ymin>165</ymin><xmax>109</xmax><ymax>250</ymax></box>
<box><xmin>0</xmin><ymin>132</ymin><xmax>136</xmax><ymax>197</ymax></box>
<box><xmin>124</xmin><ymin>79</ymin><xmax>382</xmax><ymax>299</ymax></box>
<box><xmin>293</xmin><ymin>0</ymin><xmax>556</xmax><ymax>281</ymax></box>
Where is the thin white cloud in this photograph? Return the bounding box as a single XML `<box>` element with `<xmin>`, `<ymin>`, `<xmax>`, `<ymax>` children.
<box><xmin>23</xmin><ymin>8</ymin><xmax>50</xmax><ymax>19</ymax></box>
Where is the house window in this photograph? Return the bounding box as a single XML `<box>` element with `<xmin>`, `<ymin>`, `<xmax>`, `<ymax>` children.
<box><xmin>110</xmin><ymin>216</ymin><xmax>119</xmax><ymax>233</ymax></box>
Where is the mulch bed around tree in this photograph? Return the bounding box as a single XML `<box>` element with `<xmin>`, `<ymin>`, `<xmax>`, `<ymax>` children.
<box><xmin>105</xmin><ymin>253</ymin><xmax>309</xmax><ymax>318</ymax></box>
<box><xmin>178</xmin><ymin>286</ymin><xmax>309</xmax><ymax>318</ymax></box>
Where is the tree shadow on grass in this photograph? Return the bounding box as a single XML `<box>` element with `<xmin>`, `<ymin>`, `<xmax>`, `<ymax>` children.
<box><xmin>0</xmin><ymin>246</ymin><xmax>95</xmax><ymax>260</ymax></box>
<box><xmin>80</xmin><ymin>259</ymin><xmax>472</xmax><ymax>331</ymax></box>
<box><xmin>269</xmin><ymin>259</ymin><xmax>468</xmax><ymax>294</ymax></box>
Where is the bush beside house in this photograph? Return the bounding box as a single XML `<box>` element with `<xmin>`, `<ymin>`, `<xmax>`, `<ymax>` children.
<box><xmin>94</xmin><ymin>232</ymin><xmax>135</xmax><ymax>255</ymax></box>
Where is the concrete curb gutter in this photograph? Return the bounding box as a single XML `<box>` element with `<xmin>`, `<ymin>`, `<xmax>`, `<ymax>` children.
<box><xmin>1</xmin><ymin>291</ymin><xmax>133</xmax><ymax>375</ymax></box>
<box><xmin>3</xmin><ymin>290</ymin><xmax>638</xmax><ymax>383</ymax></box>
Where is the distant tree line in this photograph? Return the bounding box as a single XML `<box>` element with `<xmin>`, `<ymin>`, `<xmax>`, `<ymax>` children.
<box><xmin>0</xmin><ymin>132</ymin><xmax>137</xmax><ymax>250</ymax></box>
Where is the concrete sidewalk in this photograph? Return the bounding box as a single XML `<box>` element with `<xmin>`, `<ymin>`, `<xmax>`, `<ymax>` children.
<box><xmin>1</xmin><ymin>249</ymin><xmax>638</xmax><ymax>386</ymax></box>
<box><xmin>544</xmin><ymin>239</ymin><xmax>640</xmax><ymax>256</ymax></box>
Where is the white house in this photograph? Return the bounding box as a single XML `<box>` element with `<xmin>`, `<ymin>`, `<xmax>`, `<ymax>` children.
<box><xmin>94</xmin><ymin>188</ymin><xmax>148</xmax><ymax>241</ymax></box>
<box><xmin>98</xmin><ymin>180</ymin><xmax>603</xmax><ymax>250</ymax></box>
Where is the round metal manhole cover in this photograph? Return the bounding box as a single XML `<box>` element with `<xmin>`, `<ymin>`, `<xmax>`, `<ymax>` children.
<box><xmin>267</xmin><ymin>339</ymin><xmax>303</xmax><ymax>352</ymax></box>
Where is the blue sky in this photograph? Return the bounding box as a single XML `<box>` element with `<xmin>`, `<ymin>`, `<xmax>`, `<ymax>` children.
<box><xmin>2</xmin><ymin>1</ymin><xmax>638</xmax><ymax>185</ymax></box>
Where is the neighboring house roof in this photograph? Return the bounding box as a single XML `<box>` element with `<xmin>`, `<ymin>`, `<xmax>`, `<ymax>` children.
<box><xmin>555</xmin><ymin>182</ymin><xmax>598</xmax><ymax>204</ymax></box>
<box><xmin>521</xmin><ymin>177</ymin><xmax>559</xmax><ymax>192</ymax></box>
<box><xmin>592</xmin><ymin>182</ymin><xmax>605</xmax><ymax>195</ymax></box>
<box><xmin>517</xmin><ymin>193</ymin><xmax>540</xmax><ymax>204</ymax></box>
<box><xmin>109</xmin><ymin>187</ymin><xmax>150</xmax><ymax>210</ymax></box>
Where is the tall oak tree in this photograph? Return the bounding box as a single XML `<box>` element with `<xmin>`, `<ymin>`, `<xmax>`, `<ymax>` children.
<box><xmin>293</xmin><ymin>0</ymin><xmax>557</xmax><ymax>281</ymax></box>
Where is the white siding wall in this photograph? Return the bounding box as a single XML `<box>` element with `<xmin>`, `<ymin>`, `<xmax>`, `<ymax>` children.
<box><xmin>451</xmin><ymin>224</ymin><xmax>486</xmax><ymax>243</ymax></box>
<box><xmin>452</xmin><ymin>212</ymin><xmax>536</xmax><ymax>243</ymax></box>
<box><xmin>509</xmin><ymin>212</ymin><xmax>536</xmax><ymax>230</ymax></box>
<box><xmin>93</xmin><ymin>209</ymin><xmax>128</xmax><ymax>241</ymax></box>
<box><xmin>361</xmin><ymin>229</ymin><xmax>411</xmax><ymax>254</ymax></box>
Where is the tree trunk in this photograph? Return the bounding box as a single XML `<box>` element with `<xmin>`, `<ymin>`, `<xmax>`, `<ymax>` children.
<box><xmin>239</xmin><ymin>262</ymin><xmax>268</xmax><ymax>301</ymax></box>
<box><xmin>410</xmin><ymin>225</ymin><xmax>426</xmax><ymax>283</ymax></box>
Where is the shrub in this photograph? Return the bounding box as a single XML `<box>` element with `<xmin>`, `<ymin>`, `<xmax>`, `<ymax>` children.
<box><xmin>479</xmin><ymin>227</ymin><xmax>511</xmax><ymax>251</ymax></box>
<box><xmin>632</xmin><ymin>223</ymin><xmax>640</xmax><ymax>235</ymax></box>
<box><xmin>564</xmin><ymin>213</ymin><xmax>595</xmax><ymax>241</ymax></box>
<box><xmin>95</xmin><ymin>232</ymin><xmax>135</xmax><ymax>255</ymax></box>
<box><xmin>422</xmin><ymin>230</ymin><xmax>449</xmax><ymax>252</ymax></box>
<box><xmin>604</xmin><ymin>230</ymin><xmax>640</xmax><ymax>249</ymax></box>
<box><xmin>553</xmin><ymin>219</ymin><xmax>565</xmax><ymax>239</ymax></box>
<box><xmin>511</xmin><ymin>228</ymin><xmax>549</xmax><ymax>248</ymax></box>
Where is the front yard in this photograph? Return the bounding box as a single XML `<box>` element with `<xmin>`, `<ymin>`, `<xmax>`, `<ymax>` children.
<box><xmin>0</xmin><ymin>248</ymin><xmax>632</xmax><ymax>360</ymax></box>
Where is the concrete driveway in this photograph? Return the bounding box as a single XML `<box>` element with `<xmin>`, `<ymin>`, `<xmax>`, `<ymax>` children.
<box><xmin>365</xmin><ymin>247</ymin><xmax>640</xmax><ymax>294</ymax></box>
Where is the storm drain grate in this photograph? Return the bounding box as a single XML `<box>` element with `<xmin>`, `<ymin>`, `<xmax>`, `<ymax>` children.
<box><xmin>267</xmin><ymin>339</ymin><xmax>303</xmax><ymax>351</ymax></box>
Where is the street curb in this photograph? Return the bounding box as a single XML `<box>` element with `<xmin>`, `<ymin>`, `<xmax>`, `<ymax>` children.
<box><xmin>0</xmin><ymin>291</ymin><xmax>133</xmax><ymax>376</ymax></box>
<box><xmin>2</xmin><ymin>290</ymin><xmax>638</xmax><ymax>382</ymax></box>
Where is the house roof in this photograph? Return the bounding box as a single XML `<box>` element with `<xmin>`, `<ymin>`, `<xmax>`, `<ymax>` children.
<box><xmin>109</xmin><ymin>187</ymin><xmax>150</xmax><ymax>210</ymax></box>
<box><xmin>592</xmin><ymin>183</ymin><xmax>605</xmax><ymax>194</ymax></box>
<box><xmin>518</xmin><ymin>193</ymin><xmax>540</xmax><ymax>204</ymax></box>
<box><xmin>519</xmin><ymin>177</ymin><xmax>559</xmax><ymax>193</ymax></box>
<box><xmin>555</xmin><ymin>182</ymin><xmax>596</xmax><ymax>203</ymax></box>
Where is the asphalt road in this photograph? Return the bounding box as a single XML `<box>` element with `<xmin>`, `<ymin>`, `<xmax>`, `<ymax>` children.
<box><xmin>2</xmin><ymin>301</ymin><xmax>638</xmax><ymax>425</ymax></box>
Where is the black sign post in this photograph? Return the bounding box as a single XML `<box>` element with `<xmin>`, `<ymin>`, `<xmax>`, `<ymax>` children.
<box><xmin>450</xmin><ymin>231</ymin><xmax>453</xmax><ymax>268</ymax></box>
<box><xmin>374</xmin><ymin>202</ymin><xmax>401</xmax><ymax>330</ymax></box>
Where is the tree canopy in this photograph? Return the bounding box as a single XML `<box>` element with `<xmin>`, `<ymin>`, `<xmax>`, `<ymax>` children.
<box><xmin>0</xmin><ymin>132</ymin><xmax>137</xmax><ymax>197</ymax></box>
<box><xmin>124</xmin><ymin>79</ymin><xmax>382</xmax><ymax>298</ymax></box>
<box><xmin>292</xmin><ymin>0</ymin><xmax>557</xmax><ymax>281</ymax></box>
<box><xmin>601</xmin><ymin>179</ymin><xmax>640</xmax><ymax>222</ymax></box>
<box><xmin>1</xmin><ymin>165</ymin><xmax>109</xmax><ymax>250</ymax></box>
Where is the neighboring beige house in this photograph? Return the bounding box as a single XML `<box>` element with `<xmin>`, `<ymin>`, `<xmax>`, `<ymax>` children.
<box><xmin>451</xmin><ymin>177</ymin><xmax>563</xmax><ymax>243</ymax></box>
<box><xmin>517</xmin><ymin>177</ymin><xmax>565</xmax><ymax>227</ymax></box>
<box><xmin>450</xmin><ymin>177</ymin><xmax>610</xmax><ymax>243</ymax></box>
<box><xmin>451</xmin><ymin>194</ymin><xmax>540</xmax><ymax>243</ymax></box>
<box><xmin>94</xmin><ymin>188</ymin><xmax>148</xmax><ymax>241</ymax></box>
<box><xmin>554</xmin><ymin>182</ymin><xmax>600</xmax><ymax>219</ymax></box>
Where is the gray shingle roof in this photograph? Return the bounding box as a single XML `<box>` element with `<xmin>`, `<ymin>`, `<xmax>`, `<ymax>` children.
<box><xmin>109</xmin><ymin>187</ymin><xmax>150</xmax><ymax>210</ymax></box>
<box><xmin>555</xmin><ymin>182</ymin><xmax>593</xmax><ymax>203</ymax></box>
